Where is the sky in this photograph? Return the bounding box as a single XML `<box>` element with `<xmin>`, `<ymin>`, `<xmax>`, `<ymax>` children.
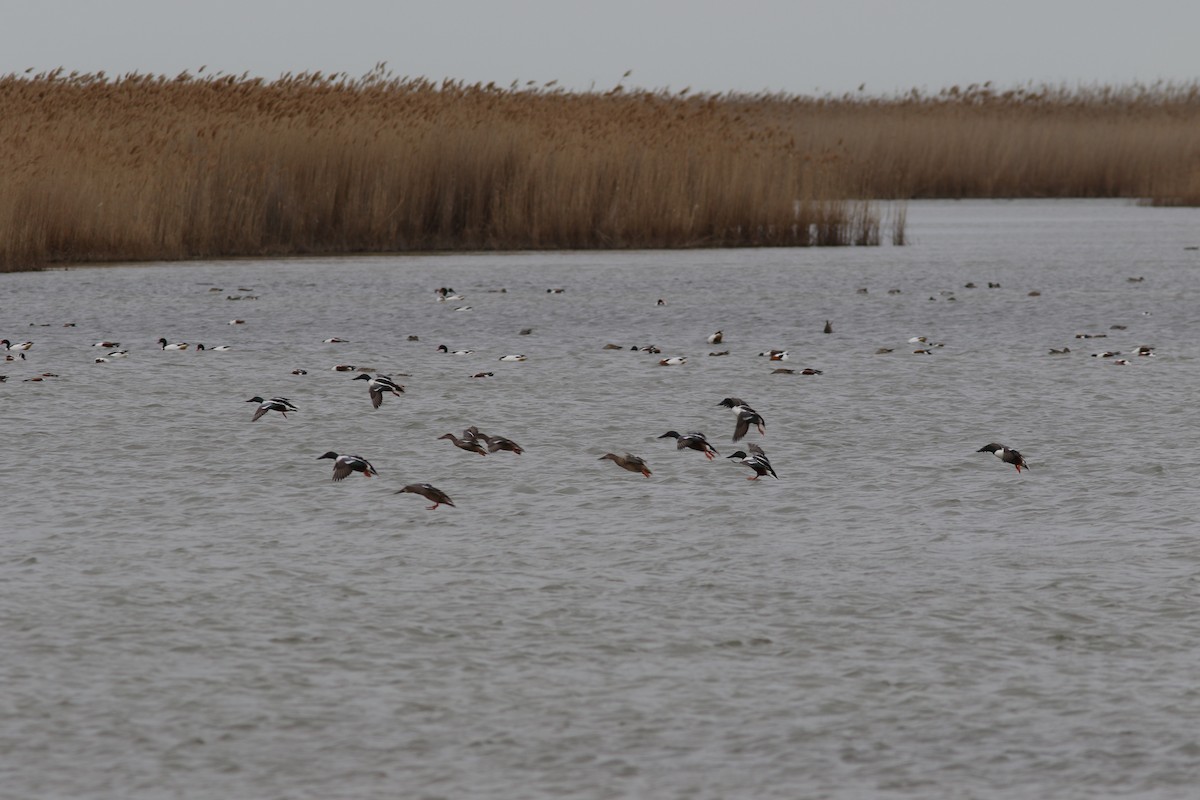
<box><xmin>2</xmin><ymin>0</ymin><xmax>1198</xmax><ymax>96</ymax></box>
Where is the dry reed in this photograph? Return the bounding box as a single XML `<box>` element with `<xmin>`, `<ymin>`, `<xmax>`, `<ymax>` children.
<box><xmin>2</xmin><ymin>71</ymin><xmax>1198</xmax><ymax>272</ymax></box>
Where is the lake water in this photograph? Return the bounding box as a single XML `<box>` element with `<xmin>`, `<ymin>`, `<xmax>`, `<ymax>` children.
<box><xmin>2</xmin><ymin>200</ymin><xmax>1199</xmax><ymax>798</ymax></box>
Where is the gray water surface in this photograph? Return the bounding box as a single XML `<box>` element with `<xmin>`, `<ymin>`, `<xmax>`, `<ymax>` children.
<box><xmin>3</xmin><ymin>200</ymin><xmax>1199</xmax><ymax>798</ymax></box>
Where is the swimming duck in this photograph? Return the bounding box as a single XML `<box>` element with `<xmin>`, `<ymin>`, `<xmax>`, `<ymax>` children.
<box><xmin>658</xmin><ymin>430</ymin><xmax>719</xmax><ymax>460</ymax></box>
<box><xmin>247</xmin><ymin>396</ymin><xmax>297</xmax><ymax>422</ymax></box>
<box><xmin>977</xmin><ymin>443</ymin><xmax>1030</xmax><ymax>473</ymax></box>
<box><xmin>105</xmin><ymin>350</ymin><xmax>129</xmax><ymax>358</ymax></box>
<box><xmin>323</xmin><ymin>337</ymin><xmax>349</xmax><ymax>343</ymax></box>
<box><xmin>823</xmin><ymin>320</ymin><xmax>833</xmax><ymax>334</ymax></box>
<box><xmin>1048</xmin><ymin>347</ymin><xmax>1071</xmax><ymax>355</ymax></box>
<box><xmin>292</xmin><ymin>369</ymin><xmax>308</xmax><ymax>375</ymax></box>
<box><xmin>727</xmin><ymin>444</ymin><xmax>778</xmax><ymax>480</ymax></box>
<box><xmin>437</xmin><ymin>345</ymin><xmax>474</xmax><ymax>355</ymax></box>
<box><xmin>157</xmin><ymin>338</ymin><xmax>188</xmax><ymax>350</ymax></box>
<box><xmin>395</xmin><ymin>483</ymin><xmax>455</xmax><ymax>510</ymax></box>
<box><xmin>498</xmin><ymin>354</ymin><xmax>527</xmax><ymax>362</ymax></box>
<box><xmin>1090</xmin><ymin>351</ymin><xmax>1120</xmax><ymax>358</ymax></box>
<box><xmin>471</xmin><ymin>372</ymin><xmax>494</xmax><ymax>378</ymax></box>
<box><xmin>229</xmin><ymin>319</ymin><xmax>246</xmax><ymax>325</ymax></box>
<box><xmin>5</xmin><ymin>353</ymin><xmax>24</xmax><ymax>362</ymax></box>
<box><xmin>707</xmin><ymin>330</ymin><xmax>723</xmax><ymax>344</ymax></box>
<box><xmin>658</xmin><ymin>356</ymin><xmax>686</xmax><ymax>366</ymax></box>
<box><xmin>318</xmin><ymin>451</ymin><xmax>378</xmax><ymax>481</ymax></box>
<box><xmin>353</xmin><ymin>373</ymin><xmax>405</xmax><ymax>409</ymax></box>
<box><xmin>2</xmin><ymin>340</ymin><xmax>33</xmax><ymax>351</ymax></box>
<box><xmin>599</xmin><ymin>452</ymin><xmax>652</xmax><ymax>477</ymax></box>
<box><xmin>92</xmin><ymin>341</ymin><xmax>120</xmax><ymax>348</ymax></box>
<box><xmin>438</xmin><ymin>432</ymin><xmax>488</xmax><ymax>456</ymax></box>
<box><xmin>758</xmin><ymin>350</ymin><xmax>789</xmax><ymax>361</ymax></box>
<box><xmin>1134</xmin><ymin>345</ymin><xmax>1155</xmax><ymax>357</ymax></box>
<box><xmin>196</xmin><ymin>344</ymin><xmax>232</xmax><ymax>351</ymax></box>
<box><xmin>709</xmin><ymin>350</ymin><xmax>730</xmax><ymax>357</ymax></box>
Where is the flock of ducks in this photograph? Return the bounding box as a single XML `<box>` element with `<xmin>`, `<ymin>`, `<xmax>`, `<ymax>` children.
<box><xmin>7</xmin><ymin>271</ymin><xmax>1162</xmax><ymax>480</ymax></box>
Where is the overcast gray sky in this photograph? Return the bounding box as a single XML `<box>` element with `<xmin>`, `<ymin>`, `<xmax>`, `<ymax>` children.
<box><xmin>3</xmin><ymin>0</ymin><xmax>1197</xmax><ymax>96</ymax></box>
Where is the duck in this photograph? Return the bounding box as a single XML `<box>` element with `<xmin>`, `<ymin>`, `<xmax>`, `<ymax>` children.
<box><xmin>331</xmin><ymin>364</ymin><xmax>358</xmax><ymax>371</ymax></box>
<box><xmin>599</xmin><ymin>452</ymin><xmax>652</xmax><ymax>477</ymax></box>
<box><xmin>395</xmin><ymin>483</ymin><xmax>455</xmax><ymax>510</ymax></box>
<box><xmin>717</xmin><ymin>397</ymin><xmax>758</xmax><ymax>416</ymax></box>
<box><xmin>977</xmin><ymin>443</ymin><xmax>1030</xmax><ymax>473</ymax></box>
<box><xmin>1134</xmin><ymin>345</ymin><xmax>1155</xmax><ymax>357</ymax></box>
<box><xmin>323</xmin><ymin>337</ymin><xmax>349</xmax><ymax>343</ymax></box>
<box><xmin>291</xmin><ymin>369</ymin><xmax>308</xmax><ymax>375</ymax></box>
<box><xmin>437</xmin><ymin>345</ymin><xmax>474</xmax><ymax>355</ymax></box>
<box><xmin>758</xmin><ymin>350</ymin><xmax>788</xmax><ymax>361</ymax></box>
<box><xmin>105</xmin><ymin>350</ymin><xmax>129</xmax><ymax>358</ymax></box>
<box><xmin>727</xmin><ymin>444</ymin><xmax>778</xmax><ymax>480</ymax></box>
<box><xmin>470</xmin><ymin>371</ymin><xmax>494</xmax><ymax>378</ymax></box>
<box><xmin>229</xmin><ymin>319</ymin><xmax>246</xmax><ymax>325</ymax></box>
<box><xmin>658</xmin><ymin>356</ymin><xmax>686</xmax><ymax>366</ymax></box>
<box><xmin>709</xmin><ymin>350</ymin><xmax>730</xmax><ymax>357</ymax></box>
<box><xmin>196</xmin><ymin>344</ymin><xmax>232</xmax><ymax>351</ymax></box>
<box><xmin>658</xmin><ymin>430</ymin><xmax>719</xmax><ymax>460</ymax></box>
<box><xmin>498</xmin><ymin>354</ymin><xmax>527</xmax><ymax>362</ymax></box>
<box><xmin>438</xmin><ymin>432</ymin><xmax>488</xmax><ymax>456</ymax></box>
<box><xmin>318</xmin><ymin>451</ymin><xmax>378</xmax><ymax>481</ymax></box>
<box><xmin>5</xmin><ymin>353</ymin><xmax>24</xmax><ymax>362</ymax></box>
<box><xmin>157</xmin><ymin>338</ymin><xmax>188</xmax><ymax>350</ymax></box>
<box><xmin>471</xmin><ymin>429</ymin><xmax>524</xmax><ymax>455</ymax></box>
<box><xmin>1</xmin><ymin>340</ymin><xmax>33</xmax><ymax>351</ymax></box>
<box><xmin>823</xmin><ymin>320</ymin><xmax>833</xmax><ymax>334</ymax></box>
<box><xmin>92</xmin><ymin>341</ymin><xmax>120</xmax><ymax>348</ymax></box>
<box><xmin>732</xmin><ymin>410</ymin><xmax>766</xmax><ymax>443</ymax></box>
<box><xmin>353</xmin><ymin>373</ymin><xmax>405</xmax><ymax>409</ymax></box>
<box><xmin>1048</xmin><ymin>347</ymin><xmax>1071</xmax><ymax>355</ymax></box>
<box><xmin>1090</xmin><ymin>351</ymin><xmax>1120</xmax><ymax>358</ymax></box>
<box><xmin>707</xmin><ymin>330</ymin><xmax>723</xmax><ymax>344</ymax></box>
<box><xmin>1113</xmin><ymin>359</ymin><xmax>1132</xmax><ymax>365</ymax></box>
<box><xmin>247</xmin><ymin>396</ymin><xmax>297</xmax><ymax>422</ymax></box>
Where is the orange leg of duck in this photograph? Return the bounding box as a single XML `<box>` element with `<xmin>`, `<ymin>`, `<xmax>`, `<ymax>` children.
<box><xmin>747</xmin><ymin>475</ymin><xmax>758</xmax><ymax>480</ymax></box>
<box><xmin>427</xmin><ymin>503</ymin><xmax>439</xmax><ymax>510</ymax></box>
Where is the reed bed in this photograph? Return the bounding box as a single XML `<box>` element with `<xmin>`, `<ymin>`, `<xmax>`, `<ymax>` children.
<box><xmin>2</xmin><ymin>71</ymin><xmax>1198</xmax><ymax>272</ymax></box>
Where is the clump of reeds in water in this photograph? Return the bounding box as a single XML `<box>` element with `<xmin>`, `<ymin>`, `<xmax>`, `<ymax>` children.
<box><xmin>0</xmin><ymin>68</ymin><xmax>887</xmax><ymax>272</ymax></box>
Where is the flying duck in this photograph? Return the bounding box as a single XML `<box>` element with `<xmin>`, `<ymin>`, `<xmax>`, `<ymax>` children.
<box><xmin>353</xmin><ymin>373</ymin><xmax>405</xmax><ymax>409</ymax></box>
<box><xmin>599</xmin><ymin>452</ymin><xmax>652</xmax><ymax>477</ymax></box>
<box><xmin>318</xmin><ymin>451</ymin><xmax>378</xmax><ymax>481</ymax></box>
<box><xmin>247</xmin><ymin>396</ymin><xmax>297</xmax><ymax>422</ymax></box>
<box><xmin>438</xmin><ymin>432</ymin><xmax>488</xmax><ymax>456</ymax></box>
<box><xmin>659</xmin><ymin>430</ymin><xmax>719</xmax><ymax>460</ymax></box>
<box><xmin>977</xmin><ymin>443</ymin><xmax>1030</xmax><ymax>473</ymax></box>
<box><xmin>395</xmin><ymin>483</ymin><xmax>455</xmax><ymax>510</ymax></box>
<box><xmin>727</xmin><ymin>444</ymin><xmax>778</xmax><ymax>480</ymax></box>
<box><xmin>468</xmin><ymin>428</ymin><xmax>523</xmax><ymax>455</ymax></box>
<box><xmin>157</xmin><ymin>338</ymin><xmax>188</xmax><ymax>350</ymax></box>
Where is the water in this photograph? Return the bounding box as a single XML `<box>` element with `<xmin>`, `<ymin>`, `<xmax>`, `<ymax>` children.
<box><xmin>2</xmin><ymin>200</ymin><xmax>1199</xmax><ymax>798</ymax></box>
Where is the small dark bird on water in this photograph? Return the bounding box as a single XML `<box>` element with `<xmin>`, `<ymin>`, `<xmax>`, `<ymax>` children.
<box><xmin>395</xmin><ymin>483</ymin><xmax>455</xmax><ymax>509</ymax></box>
<box><xmin>599</xmin><ymin>452</ymin><xmax>652</xmax><ymax>477</ymax></box>
<box><xmin>977</xmin><ymin>443</ymin><xmax>1030</xmax><ymax>473</ymax></box>
<box><xmin>823</xmin><ymin>320</ymin><xmax>832</xmax><ymax>334</ymax></box>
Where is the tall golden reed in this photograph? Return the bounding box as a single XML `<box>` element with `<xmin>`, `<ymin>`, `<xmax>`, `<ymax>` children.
<box><xmin>1</xmin><ymin>71</ymin><xmax>1198</xmax><ymax>272</ymax></box>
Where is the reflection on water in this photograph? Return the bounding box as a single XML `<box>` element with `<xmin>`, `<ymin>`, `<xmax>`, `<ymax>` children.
<box><xmin>3</xmin><ymin>200</ymin><xmax>1199</xmax><ymax>798</ymax></box>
